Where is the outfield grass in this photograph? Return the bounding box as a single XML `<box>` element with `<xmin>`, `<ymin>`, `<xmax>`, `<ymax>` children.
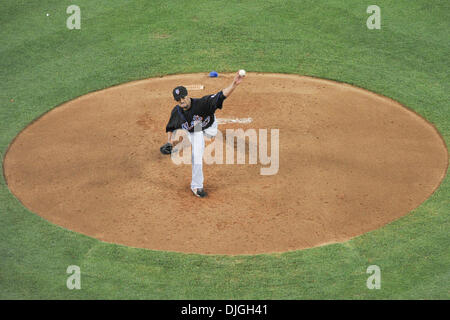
<box><xmin>0</xmin><ymin>0</ymin><xmax>448</xmax><ymax>299</ymax></box>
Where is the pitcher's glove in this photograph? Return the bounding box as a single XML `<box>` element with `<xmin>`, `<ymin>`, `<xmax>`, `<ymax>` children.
<box><xmin>160</xmin><ymin>142</ymin><xmax>173</xmax><ymax>155</ymax></box>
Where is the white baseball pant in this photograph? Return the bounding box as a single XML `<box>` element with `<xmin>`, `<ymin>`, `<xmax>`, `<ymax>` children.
<box><xmin>187</xmin><ymin>119</ymin><xmax>218</xmax><ymax>191</ymax></box>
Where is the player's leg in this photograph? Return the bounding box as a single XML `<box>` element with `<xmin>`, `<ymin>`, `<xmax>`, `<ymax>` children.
<box><xmin>189</xmin><ymin>130</ymin><xmax>206</xmax><ymax>197</ymax></box>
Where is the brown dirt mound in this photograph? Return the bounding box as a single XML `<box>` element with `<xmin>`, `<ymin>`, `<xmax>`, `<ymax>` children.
<box><xmin>3</xmin><ymin>73</ymin><xmax>448</xmax><ymax>254</ymax></box>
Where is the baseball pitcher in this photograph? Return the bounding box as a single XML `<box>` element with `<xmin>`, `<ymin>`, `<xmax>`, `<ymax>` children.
<box><xmin>160</xmin><ymin>71</ymin><xmax>245</xmax><ymax>198</ymax></box>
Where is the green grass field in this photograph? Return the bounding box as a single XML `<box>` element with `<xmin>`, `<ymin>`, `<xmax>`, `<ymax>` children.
<box><xmin>1</xmin><ymin>0</ymin><xmax>449</xmax><ymax>299</ymax></box>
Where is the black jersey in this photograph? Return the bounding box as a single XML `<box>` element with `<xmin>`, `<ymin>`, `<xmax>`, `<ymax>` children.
<box><xmin>165</xmin><ymin>91</ymin><xmax>226</xmax><ymax>133</ymax></box>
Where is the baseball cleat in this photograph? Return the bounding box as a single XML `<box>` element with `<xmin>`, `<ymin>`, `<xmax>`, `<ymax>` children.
<box><xmin>192</xmin><ymin>188</ymin><xmax>207</xmax><ymax>198</ymax></box>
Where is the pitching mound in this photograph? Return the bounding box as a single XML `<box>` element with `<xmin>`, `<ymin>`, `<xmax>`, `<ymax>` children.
<box><xmin>3</xmin><ymin>73</ymin><xmax>448</xmax><ymax>254</ymax></box>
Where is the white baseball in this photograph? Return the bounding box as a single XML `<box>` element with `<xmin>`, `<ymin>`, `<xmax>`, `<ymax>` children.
<box><xmin>239</xmin><ymin>69</ymin><xmax>246</xmax><ymax>77</ymax></box>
